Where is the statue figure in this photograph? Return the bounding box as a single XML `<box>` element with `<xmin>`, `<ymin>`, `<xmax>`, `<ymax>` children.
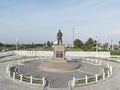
<box><xmin>57</xmin><ymin>30</ymin><xmax>63</xmax><ymax>45</ymax></box>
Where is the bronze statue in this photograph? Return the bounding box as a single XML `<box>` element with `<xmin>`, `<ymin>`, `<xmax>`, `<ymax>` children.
<box><xmin>57</xmin><ymin>30</ymin><xmax>63</xmax><ymax>45</ymax></box>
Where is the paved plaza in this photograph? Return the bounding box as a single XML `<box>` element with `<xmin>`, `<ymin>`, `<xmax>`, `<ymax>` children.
<box><xmin>16</xmin><ymin>60</ymin><xmax>101</xmax><ymax>88</ymax></box>
<box><xmin>0</xmin><ymin>56</ymin><xmax>120</xmax><ymax>90</ymax></box>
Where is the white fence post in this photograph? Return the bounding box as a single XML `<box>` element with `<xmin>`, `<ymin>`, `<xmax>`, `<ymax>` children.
<box><xmin>42</xmin><ymin>77</ymin><xmax>45</xmax><ymax>86</ymax></box>
<box><xmin>6</xmin><ymin>66</ymin><xmax>8</xmax><ymax>74</ymax></box>
<box><xmin>13</xmin><ymin>72</ymin><xmax>15</xmax><ymax>80</ymax></box>
<box><xmin>110</xmin><ymin>65</ymin><xmax>113</xmax><ymax>75</ymax></box>
<box><xmin>8</xmin><ymin>70</ymin><xmax>10</xmax><ymax>77</ymax></box>
<box><xmin>20</xmin><ymin>74</ymin><xmax>22</xmax><ymax>82</ymax></box>
<box><xmin>30</xmin><ymin>76</ymin><xmax>32</xmax><ymax>84</ymax></box>
<box><xmin>68</xmin><ymin>77</ymin><xmax>75</xmax><ymax>89</ymax></box>
<box><xmin>6</xmin><ymin>64</ymin><xmax>9</xmax><ymax>74</ymax></box>
<box><xmin>103</xmin><ymin>72</ymin><xmax>105</xmax><ymax>80</ymax></box>
<box><xmin>72</xmin><ymin>77</ymin><xmax>75</xmax><ymax>87</ymax></box>
<box><xmin>85</xmin><ymin>76</ymin><xmax>88</xmax><ymax>84</ymax></box>
<box><xmin>108</xmin><ymin>70</ymin><xmax>110</xmax><ymax>77</ymax></box>
<box><xmin>96</xmin><ymin>74</ymin><xmax>98</xmax><ymax>82</ymax></box>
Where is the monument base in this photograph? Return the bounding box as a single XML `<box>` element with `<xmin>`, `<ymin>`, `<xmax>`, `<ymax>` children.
<box><xmin>39</xmin><ymin>61</ymin><xmax>80</xmax><ymax>72</ymax></box>
<box><xmin>38</xmin><ymin>45</ymin><xmax>80</xmax><ymax>72</ymax></box>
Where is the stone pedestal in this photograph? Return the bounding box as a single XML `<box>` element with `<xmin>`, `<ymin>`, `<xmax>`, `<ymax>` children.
<box><xmin>39</xmin><ymin>45</ymin><xmax>80</xmax><ymax>72</ymax></box>
<box><xmin>54</xmin><ymin>45</ymin><xmax>66</xmax><ymax>62</ymax></box>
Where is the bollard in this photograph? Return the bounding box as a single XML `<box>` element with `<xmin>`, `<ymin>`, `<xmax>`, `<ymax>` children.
<box><xmin>30</xmin><ymin>76</ymin><xmax>32</xmax><ymax>84</ymax></box>
<box><xmin>85</xmin><ymin>76</ymin><xmax>88</xmax><ymax>84</ymax></box>
<box><xmin>96</xmin><ymin>74</ymin><xmax>98</xmax><ymax>82</ymax></box>
<box><xmin>20</xmin><ymin>74</ymin><xmax>22</xmax><ymax>82</ymax></box>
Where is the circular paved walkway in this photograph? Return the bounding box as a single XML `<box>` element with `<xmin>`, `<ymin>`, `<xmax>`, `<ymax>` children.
<box><xmin>16</xmin><ymin>60</ymin><xmax>102</xmax><ymax>88</ymax></box>
<box><xmin>0</xmin><ymin>56</ymin><xmax>120</xmax><ymax>90</ymax></box>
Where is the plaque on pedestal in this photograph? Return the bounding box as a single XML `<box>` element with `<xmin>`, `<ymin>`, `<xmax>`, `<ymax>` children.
<box><xmin>54</xmin><ymin>45</ymin><xmax>66</xmax><ymax>62</ymax></box>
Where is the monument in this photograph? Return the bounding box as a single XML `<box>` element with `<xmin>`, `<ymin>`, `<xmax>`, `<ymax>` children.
<box><xmin>54</xmin><ymin>30</ymin><xmax>65</xmax><ymax>62</ymax></box>
<box><xmin>39</xmin><ymin>30</ymin><xmax>80</xmax><ymax>72</ymax></box>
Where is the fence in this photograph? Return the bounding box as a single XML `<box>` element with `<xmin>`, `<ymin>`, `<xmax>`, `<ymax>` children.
<box><xmin>68</xmin><ymin>58</ymin><xmax>113</xmax><ymax>89</ymax></box>
<box><xmin>0</xmin><ymin>51</ymin><xmax>110</xmax><ymax>58</ymax></box>
<box><xmin>4</xmin><ymin>51</ymin><xmax>112</xmax><ymax>89</ymax></box>
<box><xmin>6</xmin><ymin>60</ymin><xmax>46</xmax><ymax>88</ymax></box>
<box><xmin>14</xmin><ymin>51</ymin><xmax>110</xmax><ymax>58</ymax></box>
<box><xmin>0</xmin><ymin>51</ymin><xmax>15</xmax><ymax>58</ymax></box>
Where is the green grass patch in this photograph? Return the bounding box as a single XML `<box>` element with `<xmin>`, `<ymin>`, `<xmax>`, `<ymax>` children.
<box><xmin>76</xmin><ymin>67</ymin><xmax>109</xmax><ymax>85</ymax></box>
<box><xmin>9</xmin><ymin>66</ymin><xmax>43</xmax><ymax>84</ymax></box>
<box><xmin>88</xmin><ymin>77</ymin><xmax>95</xmax><ymax>82</ymax></box>
<box><xmin>75</xmin><ymin>79</ymin><xmax>85</xmax><ymax>84</ymax></box>
<box><xmin>110</xmin><ymin>51</ymin><xmax>120</xmax><ymax>55</ymax></box>
<box><xmin>98</xmin><ymin>75</ymin><xmax>103</xmax><ymax>80</ymax></box>
<box><xmin>104</xmin><ymin>67</ymin><xmax>109</xmax><ymax>77</ymax></box>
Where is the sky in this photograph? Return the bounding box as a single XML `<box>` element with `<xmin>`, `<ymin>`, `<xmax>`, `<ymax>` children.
<box><xmin>0</xmin><ymin>0</ymin><xmax>120</xmax><ymax>45</ymax></box>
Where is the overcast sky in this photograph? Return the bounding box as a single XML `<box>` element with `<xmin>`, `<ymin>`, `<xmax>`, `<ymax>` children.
<box><xmin>0</xmin><ymin>0</ymin><xmax>120</xmax><ymax>44</ymax></box>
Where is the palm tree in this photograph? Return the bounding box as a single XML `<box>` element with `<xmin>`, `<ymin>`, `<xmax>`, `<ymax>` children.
<box><xmin>103</xmin><ymin>43</ymin><xmax>109</xmax><ymax>50</ymax></box>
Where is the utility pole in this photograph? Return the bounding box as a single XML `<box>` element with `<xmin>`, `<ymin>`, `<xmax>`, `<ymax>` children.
<box><xmin>16</xmin><ymin>37</ymin><xmax>18</xmax><ymax>51</ymax></box>
<box><xmin>96</xmin><ymin>36</ymin><xmax>98</xmax><ymax>52</ymax></box>
<box><xmin>111</xmin><ymin>38</ymin><xmax>113</xmax><ymax>50</ymax></box>
<box><xmin>96</xmin><ymin>36</ymin><xmax>98</xmax><ymax>57</ymax></box>
<box><xmin>73</xmin><ymin>28</ymin><xmax>75</xmax><ymax>47</ymax></box>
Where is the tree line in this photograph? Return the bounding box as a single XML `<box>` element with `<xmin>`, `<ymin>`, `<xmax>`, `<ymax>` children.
<box><xmin>0</xmin><ymin>38</ymin><xmax>120</xmax><ymax>51</ymax></box>
<box><xmin>73</xmin><ymin>37</ymin><xmax>118</xmax><ymax>51</ymax></box>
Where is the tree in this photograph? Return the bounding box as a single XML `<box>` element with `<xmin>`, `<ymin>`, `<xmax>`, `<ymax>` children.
<box><xmin>103</xmin><ymin>43</ymin><xmax>109</xmax><ymax>50</ymax></box>
<box><xmin>74</xmin><ymin>39</ymin><xmax>83</xmax><ymax>48</ymax></box>
<box><xmin>0</xmin><ymin>42</ymin><xmax>3</xmax><ymax>46</ymax></box>
<box><xmin>47</xmin><ymin>41</ymin><xmax>52</xmax><ymax>48</ymax></box>
<box><xmin>119</xmin><ymin>41</ymin><xmax>120</xmax><ymax>46</ymax></box>
<box><xmin>85</xmin><ymin>37</ymin><xmax>95</xmax><ymax>49</ymax></box>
